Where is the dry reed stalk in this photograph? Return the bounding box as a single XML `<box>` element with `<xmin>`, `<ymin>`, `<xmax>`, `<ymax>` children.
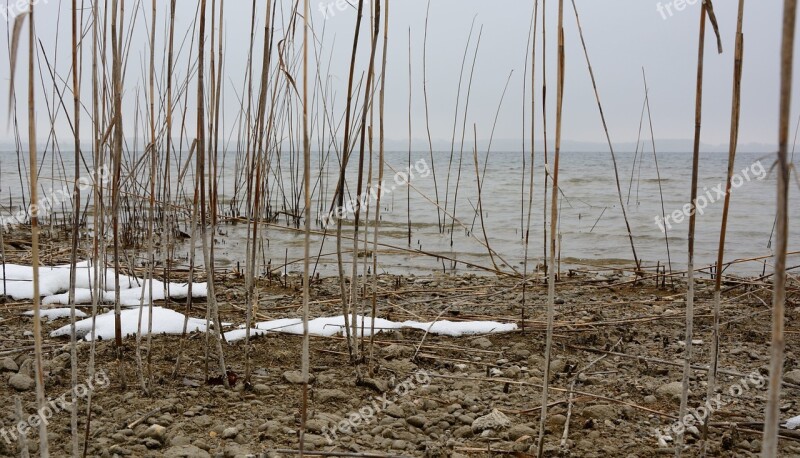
<box><xmin>763</xmin><ymin>0</ymin><xmax>797</xmax><ymax>454</ymax></box>
<box><xmin>537</xmin><ymin>1</ymin><xmax>564</xmax><ymax>455</ymax></box>
<box><xmin>407</xmin><ymin>29</ymin><xmax>412</xmax><ymax>247</ymax></box>
<box><xmin>197</xmin><ymin>0</ymin><xmax>230</xmax><ymax>387</ymax></box>
<box><xmin>84</xmin><ymin>1</ymin><xmax>103</xmax><ymax>451</ymax></box>
<box><xmin>701</xmin><ymin>1</ymin><xmax>745</xmax><ymax>454</ymax></box>
<box><xmin>540</xmin><ymin>0</ymin><xmax>549</xmax><ymax>272</ymax></box>
<box><xmin>68</xmin><ymin>0</ymin><xmax>82</xmax><ymax>453</ymax></box>
<box><xmin>369</xmin><ymin>0</ymin><xmax>390</xmax><ymax>373</ymax></box>
<box><xmin>300</xmin><ymin>0</ymin><xmax>311</xmax><ymax>454</ymax></box>
<box><xmin>570</xmin><ymin>0</ymin><xmax>641</xmax><ymax>274</ymax></box>
<box><xmin>448</xmin><ymin>27</ymin><xmax>483</xmax><ymax>247</ymax></box>
<box><xmin>110</xmin><ymin>0</ymin><xmax>127</xmax><ymax>389</ymax></box>
<box><xmin>25</xmin><ymin>2</ymin><xmax>49</xmax><ymax>455</ymax></box>
<box><xmin>421</xmin><ymin>0</ymin><xmax>441</xmax><ymax>232</ymax></box>
<box><xmin>350</xmin><ymin>0</ymin><xmax>381</xmax><ymax>366</ymax></box>
<box><xmin>677</xmin><ymin>3</ymin><xmax>711</xmax><ymax>456</ymax></box>
<box><xmin>522</xmin><ymin>0</ymin><xmax>539</xmax><ymax>331</ymax></box>
<box><xmin>335</xmin><ymin>0</ymin><xmax>365</xmax><ymax>362</ymax></box>
<box><xmin>443</xmin><ymin>18</ymin><xmax>477</xmax><ymax>238</ymax></box>
<box><xmin>642</xmin><ymin>69</ymin><xmax>673</xmax><ymax>282</ymax></box>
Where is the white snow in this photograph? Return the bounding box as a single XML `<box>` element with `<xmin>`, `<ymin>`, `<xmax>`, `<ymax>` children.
<box><xmin>22</xmin><ymin>308</ymin><xmax>88</xmax><ymax>322</ymax></box>
<box><xmin>0</xmin><ymin>261</ymin><xmax>206</xmax><ymax>305</ymax></box>
<box><xmin>50</xmin><ymin>306</ymin><xmax>208</xmax><ymax>341</ymax></box>
<box><xmin>224</xmin><ymin>315</ymin><xmax>517</xmax><ymax>342</ymax></box>
<box><xmin>784</xmin><ymin>415</ymin><xmax>800</xmax><ymax>430</ymax></box>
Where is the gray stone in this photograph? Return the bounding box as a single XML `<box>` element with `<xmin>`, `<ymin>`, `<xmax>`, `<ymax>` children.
<box><xmin>382</xmin><ymin>344</ymin><xmax>414</xmax><ymax>359</ymax></box>
<box><xmin>164</xmin><ymin>445</ymin><xmax>211</xmax><ymax>458</ymax></box>
<box><xmin>140</xmin><ymin>424</ymin><xmax>167</xmax><ymax>443</ymax></box>
<box><xmin>9</xmin><ymin>373</ymin><xmax>33</xmax><ymax>391</ymax></box>
<box><xmin>169</xmin><ymin>436</ymin><xmax>191</xmax><ymax>446</ymax></box>
<box><xmin>406</xmin><ymin>415</ymin><xmax>428</xmax><ymax>428</ymax></box>
<box><xmin>472</xmin><ymin>337</ymin><xmax>493</xmax><ymax>349</ymax></box>
<box><xmin>582</xmin><ymin>404</ymin><xmax>618</xmax><ymax>421</ymax></box>
<box><xmin>785</xmin><ymin>370</ymin><xmax>800</xmax><ymax>385</ymax></box>
<box><xmin>508</xmin><ymin>424</ymin><xmax>537</xmax><ymax>440</ymax></box>
<box><xmin>656</xmin><ymin>381</ymin><xmax>686</xmax><ymax>402</ymax></box>
<box><xmin>385</xmin><ymin>404</ymin><xmax>405</xmax><ymax>418</ymax></box>
<box><xmin>221</xmin><ymin>427</ymin><xmax>238</xmax><ymax>439</ymax></box>
<box><xmin>283</xmin><ymin>370</ymin><xmax>314</xmax><ymax>384</ymax></box>
<box><xmin>471</xmin><ymin>409</ymin><xmax>511</xmax><ymax>433</ymax></box>
<box><xmin>1</xmin><ymin>357</ymin><xmax>18</xmax><ymax>372</ymax></box>
<box><xmin>252</xmin><ymin>384</ymin><xmax>269</xmax><ymax>394</ymax></box>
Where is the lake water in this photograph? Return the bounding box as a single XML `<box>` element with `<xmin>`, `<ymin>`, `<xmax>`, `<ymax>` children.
<box><xmin>1</xmin><ymin>149</ymin><xmax>797</xmax><ymax>277</ymax></box>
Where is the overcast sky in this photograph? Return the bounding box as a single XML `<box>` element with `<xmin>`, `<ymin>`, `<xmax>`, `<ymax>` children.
<box><xmin>0</xmin><ymin>0</ymin><xmax>798</xmax><ymax>152</ymax></box>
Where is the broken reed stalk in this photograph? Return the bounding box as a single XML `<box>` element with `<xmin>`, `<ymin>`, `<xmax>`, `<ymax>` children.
<box><xmin>763</xmin><ymin>0</ymin><xmax>797</xmax><ymax>455</ymax></box>
<box><xmin>537</xmin><ymin>1</ymin><xmax>564</xmax><ymax>455</ymax></box>
<box><xmin>570</xmin><ymin>0</ymin><xmax>641</xmax><ymax>274</ymax></box>
<box><xmin>26</xmin><ymin>3</ymin><xmax>50</xmax><ymax>456</ymax></box>
<box><xmin>677</xmin><ymin>3</ymin><xmax>710</xmax><ymax>456</ymax></box>
<box><xmin>301</xmin><ymin>0</ymin><xmax>311</xmax><ymax>454</ymax></box>
<box><xmin>701</xmin><ymin>0</ymin><xmax>745</xmax><ymax>454</ymax></box>
<box><xmin>368</xmin><ymin>0</ymin><xmax>390</xmax><ymax>373</ymax></box>
<box><xmin>69</xmin><ymin>0</ymin><xmax>81</xmax><ymax>453</ymax></box>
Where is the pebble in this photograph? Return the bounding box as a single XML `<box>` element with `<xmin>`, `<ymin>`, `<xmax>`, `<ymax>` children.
<box><xmin>406</xmin><ymin>415</ymin><xmax>428</xmax><ymax>428</ymax></box>
<box><xmin>656</xmin><ymin>381</ymin><xmax>685</xmax><ymax>402</ymax></box>
<box><xmin>221</xmin><ymin>427</ymin><xmax>238</xmax><ymax>439</ymax></box>
<box><xmin>471</xmin><ymin>409</ymin><xmax>511</xmax><ymax>433</ymax></box>
<box><xmin>139</xmin><ymin>424</ymin><xmax>167</xmax><ymax>443</ymax></box>
<box><xmin>163</xmin><ymin>445</ymin><xmax>211</xmax><ymax>458</ymax></box>
<box><xmin>785</xmin><ymin>369</ymin><xmax>800</xmax><ymax>385</ymax></box>
<box><xmin>472</xmin><ymin>337</ymin><xmax>493</xmax><ymax>349</ymax></box>
<box><xmin>1</xmin><ymin>357</ymin><xmax>19</xmax><ymax>372</ymax></box>
<box><xmin>283</xmin><ymin>370</ymin><xmax>314</xmax><ymax>384</ymax></box>
<box><xmin>9</xmin><ymin>373</ymin><xmax>33</xmax><ymax>391</ymax></box>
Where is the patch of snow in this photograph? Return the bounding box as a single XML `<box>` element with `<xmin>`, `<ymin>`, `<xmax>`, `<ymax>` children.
<box><xmin>784</xmin><ymin>415</ymin><xmax>800</xmax><ymax>430</ymax></box>
<box><xmin>224</xmin><ymin>315</ymin><xmax>516</xmax><ymax>343</ymax></box>
<box><xmin>50</xmin><ymin>306</ymin><xmax>207</xmax><ymax>341</ymax></box>
<box><xmin>0</xmin><ymin>261</ymin><xmax>206</xmax><ymax>304</ymax></box>
<box><xmin>22</xmin><ymin>308</ymin><xmax>88</xmax><ymax>322</ymax></box>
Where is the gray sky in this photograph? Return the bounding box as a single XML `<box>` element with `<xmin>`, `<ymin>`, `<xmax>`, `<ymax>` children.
<box><xmin>0</xmin><ymin>0</ymin><xmax>798</xmax><ymax>152</ymax></box>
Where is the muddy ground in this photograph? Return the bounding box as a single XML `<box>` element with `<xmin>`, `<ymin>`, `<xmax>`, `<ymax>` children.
<box><xmin>1</xmin><ymin>230</ymin><xmax>800</xmax><ymax>457</ymax></box>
